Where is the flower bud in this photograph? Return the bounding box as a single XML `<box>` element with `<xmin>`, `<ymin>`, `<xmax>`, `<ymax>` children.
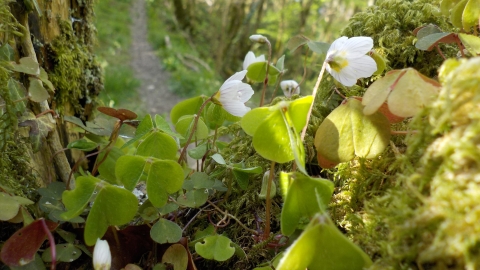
<box><xmin>280</xmin><ymin>80</ymin><xmax>300</xmax><ymax>97</ymax></box>
<box><xmin>93</xmin><ymin>238</ymin><xmax>111</xmax><ymax>270</ymax></box>
<box><xmin>249</xmin><ymin>34</ymin><xmax>268</xmax><ymax>44</ymax></box>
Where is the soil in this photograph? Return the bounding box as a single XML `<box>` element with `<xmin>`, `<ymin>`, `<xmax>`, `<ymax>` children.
<box><xmin>130</xmin><ymin>0</ymin><xmax>182</xmax><ymax>117</ymax></box>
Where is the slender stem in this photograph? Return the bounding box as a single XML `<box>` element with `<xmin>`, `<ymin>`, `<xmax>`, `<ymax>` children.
<box><xmin>301</xmin><ymin>62</ymin><xmax>327</xmax><ymax>141</ymax></box>
<box><xmin>41</xmin><ymin>219</ymin><xmax>56</xmax><ymax>270</ymax></box>
<box><xmin>297</xmin><ymin>47</ymin><xmax>310</xmax><ymax>87</ymax></box>
<box><xmin>178</xmin><ymin>96</ymin><xmax>213</xmax><ymax>163</ymax></box>
<box><xmin>269</xmin><ymin>72</ymin><xmax>284</xmax><ymax>103</ymax></box>
<box><xmin>435</xmin><ymin>45</ymin><xmax>446</xmax><ymax>60</ymax></box>
<box><xmin>263</xmin><ymin>161</ymin><xmax>276</xmax><ymax>239</ymax></box>
<box><xmin>259</xmin><ymin>40</ymin><xmax>272</xmax><ymax>107</ymax></box>
<box><xmin>207</xmin><ymin>200</ymin><xmax>259</xmax><ymax>235</ymax></box>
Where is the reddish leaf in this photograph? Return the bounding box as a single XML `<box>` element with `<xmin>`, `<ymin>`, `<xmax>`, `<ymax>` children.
<box><xmin>317</xmin><ymin>151</ymin><xmax>339</xmax><ymax>169</ymax></box>
<box><xmin>97</xmin><ymin>107</ymin><xmax>138</xmax><ymax>121</ymax></box>
<box><xmin>0</xmin><ymin>219</ymin><xmax>58</xmax><ymax>267</ymax></box>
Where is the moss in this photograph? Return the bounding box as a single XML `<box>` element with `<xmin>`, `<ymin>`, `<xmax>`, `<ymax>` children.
<box><xmin>341</xmin><ymin>0</ymin><xmax>457</xmax><ymax>78</ymax></box>
<box><xmin>48</xmin><ymin>20</ymin><xmax>103</xmax><ymax>117</ymax></box>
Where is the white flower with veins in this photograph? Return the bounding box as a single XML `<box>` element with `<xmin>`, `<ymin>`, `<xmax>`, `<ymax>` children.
<box><xmin>325</xmin><ymin>36</ymin><xmax>377</xmax><ymax>87</ymax></box>
<box><xmin>243</xmin><ymin>51</ymin><xmax>266</xmax><ymax>70</ymax></box>
<box><xmin>214</xmin><ymin>70</ymin><xmax>254</xmax><ymax>117</ymax></box>
<box><xmin>93</xmin><ymin>238</ymin><xmax>111</xmax><ymax>270</ymax></box>
<box><xmin>280</xmin><ymin>80</ymin><xmax>300</xmax><ymax>97</ymax></box>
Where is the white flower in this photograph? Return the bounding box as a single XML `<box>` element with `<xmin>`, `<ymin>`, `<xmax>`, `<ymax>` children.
<box><xmin>280</xmin><ymin>80</ymin><xmax>300</xmax><ymax>97</ymax></box>
<box><xmin>249</xmin><ymin>34</ymin><xmax>267</xmax><ymax>43</ymax></box>
<box><xmin>243</xmin><ymin>51</ymin><xmax>266</xmax><ymax>70</ymax></box>
<box><xmin>214</xmin><ymin>70</ymin><xmax>254</xmax><ymax>117</ymax></box>
<box><xmin>93</xmin><ymin>238</ymin><xmax>111</xmax><ymax>270</ymax></box>
<box><xmin>325</xmin><ymin>36</ymin><xmax>377</xmax><ymax>87</ymax></box>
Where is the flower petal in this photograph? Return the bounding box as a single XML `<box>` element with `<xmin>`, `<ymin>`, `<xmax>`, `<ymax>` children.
<box><xmin>222</xmin><ymin>100</ymin><xmax>251</xmax><ymax>117</ymax></box>
<box><xmin>256</xmin><ymin>55</ymin><xmax>266</xmax><ymax>62</ymax></box>
<box><xmin>237</xmin><ymin>83</ymin><xmax>254</xmax><ymax>103</ymax></box>
<box><xmin>224</xmin><ymin>70</ymin><xmax>247</xmax><ymax>84</ymax></box>
<box><xmin>343</xmin><ymin>36</ymin><xmax>373</xmax><ymax>55</ymax></box>
<box><xmin>344</xmin><ymin>55</ymin><xmax>377</xmax><ymax>78</ymax></box>
<box><xmin>243</xmin><ymin>51</ymin><xmax>256</xmax><ymax>70</ymax></box>
<box><xmin>327</xmin><ymin>36</ymin><xmax>348</xmax><ymax>55</ymax></box>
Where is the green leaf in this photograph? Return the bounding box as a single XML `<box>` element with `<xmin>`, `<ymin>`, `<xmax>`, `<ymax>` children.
<box><xmin>205</xmin><ymin>103</ymin><xmax>227</xmax><ymax>129</ymax></box>
<box><xmin>161</xmin><ymin>244</ymin><xmax>188</xmax><ymax>270</ymax></box>
<box><xmin>0</xmin><ymin>192</ymin><xmax>34</xmax><ymax>221</ymax></box>
<box><xmin>451</xmin><ymin>0</ymin><xmax>468</xmax><ymax>28</ymax></box>
<box><xmin>150</xmin><ymin>218</ymin><xmax>183</xmax><ymax>244</ymax></box>
<box><xmin>459</xmin><ymin>33</ymin><xmax>480</xmax><ymax>55</ymax></box>
<box><xmin>136</xmin><ymin>131</ymin><xmax>178</xmax><ymax>160</ymax></box>
<box><xmin>211</xmin><ymin>153</ymin><xmax>226</xmax><ymax>165</ymax></box>
<box><xmin>306</xmin><ymin>41</ymin><xmax>330</xmax><ymax>58</ymax></box>
<box><xmin>286</xmin><ymin>35</ymin><xmax>310</xmax><ymax>52</ymax></box>
<box><xmin>362</xmin><ymin>68</ymin><xmax>441</xmax><ymax>117</ymax></box>
<box><xmin>98</xmin><ymin>146</ymin><xmax>125</xmax><ymax>185</ymax></box>
<box><xmin>188</xmin><ymin>143</ymin><xmax>208</xmax><ymax>160</ymax></box>
<box><xmin>11</xmin><ymin>57</ymin><xmax>39</xmax><ymax>75</ymax></box>
<box><xmin>415</xmin><ymin>24</ymin><xmax>443</xmax><ymax>39</ymax></box>
<box><xmin>155</xmin><ymin>115</ymin><xmax>184</xmax><ymax>139</ymax></box>
<box><xmin>37</xmin><ymin>182</ymin><xmax>65</xmax><ymax>200</ymax></box>
<box><xmin>28</xmin><ymin>77</ymin><xmax>49</xmax><ymax>102</ymax></box>
<box><xmin>7</xmin><ymin>78</ymin><xmax>27</xmax><ymax>113</ymax></box>
<box><xmin>177</xmin><ymin>189</ymin><xmax>208</xmax><ymax>208</ymax></box>
<box><xmin>175</xmin><ymin>115</ymin><xmax>209</xmax><ymax>143</ymax></box>
<box><xmin>280</xmin><ymin>172</ymin><xmax>334</xmax><ymax>236</ymax></box>
<box><xmin>195</xmin><ymin>235</ymin><xmax>235</xmax><ymax>261</ymax></box>
<box><xmin>39</xmin><ymin>68</ymin><xmax>55</xmax><ymax>92</ymax></box>
<box><xmin>276</xmin><ymin>55</ymin><xmax>285</xmax><ymax>71</ymax></box>
<box><xmin>170</xmin><ymin>95</ymin><xmax>208</xmax><ymax>124</ymax></box>
<box><xmin>115</xmin><ymin>155</ymin><xmax>147</xmax><ymax>191</ymax></box>
<box><xmin>369</xmin><ymin>50</ymin><xmax>387</xmax><ymax>75</ymax></box>
<box><xmin>122</xmin><ymin>114</ymin><xmax>155</xmax><ymax>149</ymax></box>
<box><xmin>277</xmin><ymin>214</ymin><xmax>372</xmax><ymax>270</ymax></box>
<box><xmin>61</xmin><ymin>176</ymin><xmax>99</xmax><ymax>220</ymax></box>
<box><xmin>138</xmin><ymin>200</ymin><xmax>160</xmax><ymax>221</ymax></box>
<box><xmin>190</xmin><ymin>172</ymin><xmax>214</xmax><ymax>189</ymax></box>
<box><xmin>462</xmin><ymin>0</ymin><xmax>480</xmax><ymax>30</ymax></box>
<box><xmin>67</xmin><ymin>139</ymin><xmax>98</xmax><ymax>151</ymax></box>
<box><xmin>246</xmin><ymin>62</ymin><xmax>281</xmax><ymax>84</ymax></box>
<box><xmin>315</xmin><ymin>98</ymin><xmax>391</xmax><ymax>165</ymax></box>
<box><xmin>241</xmin><ymin>96</ymin><xmax>312</xmax><ymax>164</ymax></box>
<box><xmin>84</xmin><ymin>183</ymin><xmax>138</xmax><ymax>246</ymax></box>
<box><xmin>157</xmin><ymin>202</ymin><xmax>179</xmax><ymax>215</ymax></box>
<box><xmin>42</xmin><ymin>243</ymin><xmax>81</xmax><ymax>262</ymax></box>
<box><xmin>441</xmin><ymin>0</ymin><xmax>458</xmax><ymax>15</ymax></box>
<box><xmin>415</xmin><ymin>32</ymin><xmax>455</xmax><ymax>51</ymax></box>
<box><xmin>232</xmin><ymin>165</ymin><xmax>262</xmax><ymax>190</ymax></box>
<box><xmin>147</xmin><ymin>160</ymin><xmax>184</xmax><ymax>207</ymax></box>
<box><xmin>0</xmin><ymin>44</ymin><xmax>14</xmax><ymax>61</ymax></box>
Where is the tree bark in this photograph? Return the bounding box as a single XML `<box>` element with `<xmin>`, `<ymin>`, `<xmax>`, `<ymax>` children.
<box><xmin>0</xmin><ymin>0</ymin><xmax>102</xmax><ymax>194</ymax></box>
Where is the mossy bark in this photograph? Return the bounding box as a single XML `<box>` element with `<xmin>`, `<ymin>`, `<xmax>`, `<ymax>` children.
<box><xmin>0</xmin><ymin>0</ymin><xmax>102</xmax><ymax>197</ymax></box>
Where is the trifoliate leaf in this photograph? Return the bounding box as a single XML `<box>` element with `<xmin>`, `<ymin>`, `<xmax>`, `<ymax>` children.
<box><xmin>150</xmin><ymin>218</ymin><xmax>183</xmax><ymax>244</ymax></box>
<box><xmin>115</xmin><ymin>155</ymin><xmax>147</xmax><ymax>191</ymax></box>
<box><xmin>315</xmin><ymin>98</ymin><xmax>391</xmax><ymax>166</ymax></box>
<box><xmin>147</xmin><ymin>160</ymin><xmax>184</xmax><ymax>207</ymax></box>
<box><xmin>195</xmin><ymin>235</ymin><xmax>235</xmax><ymax>261</ymax></box>
<box><xmin>176</xmin><ymin>189</ymin><xmax>208</xmax><ymax>208</ymax></box>
<box><xmin>136</xmin><ymin>131</ymin><xmax>178</xmax><ymax>160</ymax></box>
<box><xmin>277</xmin><ymin>214</ymin><xmax>372</xmax><ymax>270</ymax></box>
<box><xmin>280</xmin><ymin>172</ymin><xmax>334</xmax><ymax>236</ymax></box>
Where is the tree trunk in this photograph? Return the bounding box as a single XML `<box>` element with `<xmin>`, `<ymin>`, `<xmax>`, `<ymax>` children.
<box><xmin>0</xmin><ymin>0</ymin><xmax>102</xmax><ymax>196</ymax></box>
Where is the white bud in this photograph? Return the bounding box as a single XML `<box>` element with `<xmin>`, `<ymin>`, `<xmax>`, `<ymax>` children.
<box><xmin>249</xmin><ymin>34</ymin><xmax>267</xmax><ymax>43</ymax></box>
<box><xmin>280</xmin><ymin>80</ymin><xmax>300</xmax><ymax>97</ymax></box>
<box><xmin>93</xmin><ymin>238</ymin><xmax>111</xmax><ymax>270</ymax></box>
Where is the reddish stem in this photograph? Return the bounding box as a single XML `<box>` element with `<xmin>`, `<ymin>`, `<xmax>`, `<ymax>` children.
<box><xmin>41</xmin><ymin>219</ymin><xmax>56</xmax><ymax>270</ymax></box>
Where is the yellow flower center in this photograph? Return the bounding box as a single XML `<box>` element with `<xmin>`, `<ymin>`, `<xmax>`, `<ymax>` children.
<box><xmin>328</xmin><ymin>51</ymin><xmax>349</xmax><ymax>72</ymax></box>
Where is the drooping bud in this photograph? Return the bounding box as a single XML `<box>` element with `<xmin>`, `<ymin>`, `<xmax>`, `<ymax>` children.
<box><xmin>249</xmin><ymin>34</ymin><xmax>268</xmax><ymax>44</ymax></box>
<box><xmin>93</xmin><ymin>238</ymin><xmax>111</xmax><ymax>270</ymax></box>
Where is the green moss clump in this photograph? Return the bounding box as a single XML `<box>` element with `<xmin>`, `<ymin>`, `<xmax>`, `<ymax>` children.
<box><xmin>341</xmin><ymin>0</ymin><xmax>457</xmax><ymax>78</ymax></box>
<box><xmin>48</xmin><ymin>21</ymin><xmax>103</xmax><ymax>116</ymax></box>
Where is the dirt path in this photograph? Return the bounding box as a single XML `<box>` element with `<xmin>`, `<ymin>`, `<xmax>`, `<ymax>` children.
<box><xmin>130</xmin><ymin>0</ymin><xmax>182</xmax><ymax>117</ymax></box>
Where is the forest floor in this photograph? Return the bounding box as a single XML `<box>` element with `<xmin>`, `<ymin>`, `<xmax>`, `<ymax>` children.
<box><xmin>130</xmin><ymin>0</ymin><xmax>182</xmax><ymax>117</ymax></box>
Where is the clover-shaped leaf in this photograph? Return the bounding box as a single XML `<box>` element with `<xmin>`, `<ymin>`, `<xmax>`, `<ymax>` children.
<box><xmin>177</xmin><ymin>189</ymin><xmax>208</xmax><ymax>208</ymax></box>
<box><xmin>136</xmin><ymin>131</ymin><xmax>178</xmax><ymax>160</ymax></box>
<box><xmin>42</xmin><ymin>243</ymin><xmax>82</xmax><ymax>263</ymax></box>
<box><xmin>162</xmin><ymin>244</ymin><xmax>188</xmax><ymax>270</ymax></box>
<box><xmin>11</xmin><ymin>57</ymin><xmax>39</xmax><ymax>75</ymax></box>
<box><xmin>315</xmin><ymin>98</ymin><xmax>390</xmax><ymax>168</ymax></box>
<box><xmin>0</xmin><ymin>192</ymin><xmax>34</xmax><ymax>221</ymax></box>
<box><xmin>195</xmin><ymin>235</ymin><xmax>235</xmax><ymax>262</ymax></box>
<box><xmin>175</xmin><ymin>115</ymin><xmax>209</xmax><ymax>144</ymax></box>
<box><xmin>280</xmin><ymin>172</ymin><xmax>334</xmax><ymax>236</ymax></box>
<box><xmin>147</xmin><ymin>160</ymin><xmax>184</xmax><ymax>207</ymax></box>
<box><xmin>115</xmin><ymin>155</ymin><xmax>147</xmax><ymax>191</ymax></box>
<box><xmin>170</xmin><ymin>95</ymin><xmax>208</xmax><ymax>124</ymax></box>
<box><xmin>150</xmin><ymin>218</ymin><xmax>183</xmax><ymax>244</ymax></box>
<box><xmin>459</xmin><ymin>33</ymin><xmax>480</xmax><ymax>55</ymax></box>
<box><xmin>246</xmin><ymin>61</ymin><xmax>281</xmax><ymax>85</ymax></box>
<box><xmin>28</xmin><ymin>77</ymin><xmax>49</xmax><ymax>102</ymax></box>
<box><xmin>241</xmin><ymin>96</ymin><xmax>312</xmax><ymax>168</ymax></box>
<box><xmin>154</xmin><ymin>115</ymin><xmax>184</xmax><ymax>139</ymax></box>
<box><xmin>362</xmin><ymin>68</ymin><xmax>441</xmax><ymax>118</ymax></box>
<box><xmin>277</xmin><ymin>214</ymin><xmax>372</xmax><ymax>270</ymax></box>
<box><xmin>122</xmin><ymin>114</ymin><xmax>155</xmax><ymax>149</ymax></box>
